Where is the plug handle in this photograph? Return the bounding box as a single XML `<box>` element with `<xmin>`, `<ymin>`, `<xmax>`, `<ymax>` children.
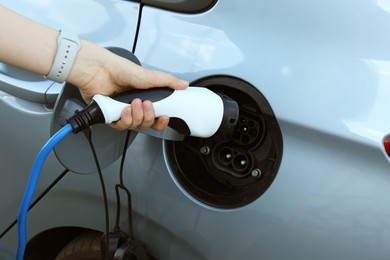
<box><xmin>93</xmin><ymin>87</ymin><xmax>229</xmax><ymax>138</ymax></box>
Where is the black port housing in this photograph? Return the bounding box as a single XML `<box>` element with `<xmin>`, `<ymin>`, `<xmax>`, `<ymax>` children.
<box><xmin>164</xmin><ymin>75</ymin><xmax>283</xmax><ymax>209</ymax></box>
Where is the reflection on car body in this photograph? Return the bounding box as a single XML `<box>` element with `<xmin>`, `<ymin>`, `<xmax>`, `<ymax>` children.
<box><xmin>1</xmin><ymin>0</ymin><xmax>390</xmax><ymax>259</ymax></box>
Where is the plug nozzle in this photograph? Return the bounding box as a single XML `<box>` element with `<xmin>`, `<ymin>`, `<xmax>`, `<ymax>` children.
<box><xmin>217</xmin><ymin>93</ymin><xmax>239</xmax><ymax>134</ymax></box>
<box><xmin>67</xmin><ymin>101</ymin><xmax>105</xmax><ymax>133</ymax></box>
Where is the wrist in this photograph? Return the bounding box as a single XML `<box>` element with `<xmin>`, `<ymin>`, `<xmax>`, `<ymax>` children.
<box><xmin>67</xmin><ymin>40</ymin><xmax>100</xmax><ymax>86</ymax></box>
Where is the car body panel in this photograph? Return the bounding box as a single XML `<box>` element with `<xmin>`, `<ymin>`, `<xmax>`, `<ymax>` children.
<box><xmin>133</xmin><ymin>1</ymin><xmax>390</xmax><ymax>259</ymax></box>
<box><xmin>2</xmin><ymin>0</ymin><xmax>390</xmax><ymax>260</ymax></box>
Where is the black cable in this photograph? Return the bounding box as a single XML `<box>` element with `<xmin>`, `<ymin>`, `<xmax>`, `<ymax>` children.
<box><xmin>116</xmin><ymin>130</ymin><xmax>134</xmax><ymax>238</ymax></box>
<box><xmin>115</xmin><ymin>131</ymin><xmax>150</xmax><ymax>259</ymax></box>
<box><xmin>83</xmin><ymin>0</ymin><xmax>143</xmax><ymax>253</ymax></box>
<box><xmin>82</xmin><ymin>128</ymin><xmax>110</xmax><ymax>260</ymax></box>
<box><xmin>114</xmin><ymin>184</ymin><xmax>134</xmax><ymax>240</ymax></box>
<box><xmin>132</xmin><ymin>3</ymin><xmax>144</xmax><ymax>54</ymax></box>
<box><xmin>119</xmin><ymin>131</ymin><xmax>132</xmax><ymax>185</ymax></box>
<box><xmin>114</xmin><ymin>0</ymin><xmax>142</xmax><ymax>244</ymax></box>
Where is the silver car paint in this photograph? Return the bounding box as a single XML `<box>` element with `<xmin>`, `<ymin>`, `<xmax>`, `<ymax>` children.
<box><xmin>1</xmin><ymin>0</ymin><xmax>390</xmax><ymax>259</ymax></box>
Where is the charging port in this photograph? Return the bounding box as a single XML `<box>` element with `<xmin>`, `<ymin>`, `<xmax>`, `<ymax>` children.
<box><xmin>164</xmin><ymin>75</ymin><xmax>283</xmax><ymax>209</ymax></box>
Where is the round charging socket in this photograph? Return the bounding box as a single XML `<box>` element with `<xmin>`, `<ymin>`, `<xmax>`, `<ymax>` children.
<box><xmin>164</xmin><ymin>75</ymin><xmax>283</xmax><ymax>209</ymax></box>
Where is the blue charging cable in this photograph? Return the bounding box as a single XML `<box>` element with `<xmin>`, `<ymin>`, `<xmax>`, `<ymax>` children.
<box><xmin>16</xmin><ymin>123</ymin><xmax>73</xmax><ymax>260</ymax></box>
<box><xmin>15</xmin><ymin>92</ymin><xmax>108</xmax><ymax>260</ymax></box>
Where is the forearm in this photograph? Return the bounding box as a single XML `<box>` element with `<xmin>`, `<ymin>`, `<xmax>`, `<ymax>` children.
<box><xmin>0</xmin><ymin>5</ymin><xmax>110</xmax><ymax>87</ymax></box>
<box><xmin>0</xmin><ymin>4</ymin><xmax>188</xmax><ymax>101</ymax></box>
<box><xmin>0</xmin><ymin>4</ymin><xmax>58</xmax><ymax>76</ymax></box>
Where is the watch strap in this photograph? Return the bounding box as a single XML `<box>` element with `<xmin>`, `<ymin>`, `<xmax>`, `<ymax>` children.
<box><xmin>45</xmin><ymin>30</ymin><xmax>80</xmax><ymax>83</ymax></box>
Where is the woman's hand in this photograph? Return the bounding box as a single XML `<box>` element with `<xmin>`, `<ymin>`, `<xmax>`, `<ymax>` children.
<box><xmin>67</xmin><ymin>41</ymin><xmax>189</xmax><ymax>131</ymax></box>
